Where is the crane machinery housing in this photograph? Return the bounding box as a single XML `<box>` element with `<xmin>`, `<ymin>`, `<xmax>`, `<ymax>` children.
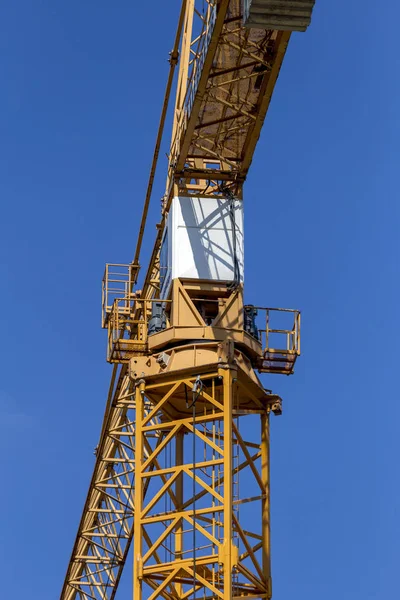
<box><xmin>61</xmin><ymin>1</ymin><xmax>316</xmax><ymax>598</ymax></box>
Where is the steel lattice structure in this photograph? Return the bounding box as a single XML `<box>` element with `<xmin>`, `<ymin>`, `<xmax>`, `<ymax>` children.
<box><xmin>60</xmin><ymin>1</ymin><xmax>315</xmax><ymax>598</ymax></box>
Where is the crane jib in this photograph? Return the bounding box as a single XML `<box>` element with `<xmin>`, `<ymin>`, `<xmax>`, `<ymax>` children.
<box><xmin>186</xmin><ymin>4</ymin><xmax>217</xmax><ymax>120</ymax></box>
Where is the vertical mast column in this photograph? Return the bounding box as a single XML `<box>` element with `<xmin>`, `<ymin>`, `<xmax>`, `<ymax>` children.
<box><xmin>261</xmin><ymin>411</ymin><xmax>272</xmax><ymax>597</ymax></box>
<box><xmin>220</xmin><ymin>365</ymin><xmax>236</xmax><ymax>599</ymax></box>
<box><xmin>175</xmin><ymin>431</ymin><xmax>184</xmax><ymax>598</ymax></box>
<box><xmin>133</xmin><ymin>380</ymin><xmax>145</xmax><ymax>600</ymax></box>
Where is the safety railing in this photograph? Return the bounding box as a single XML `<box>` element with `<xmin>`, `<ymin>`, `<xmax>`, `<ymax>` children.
<box><xmin>102</xmin><ymin>263</ymin><xmax>138</xmax><ymax>328</ymax></box>
<box><xmin>106</xmin><ymin>297</ymin><xmax>171</xmax><ymax>363</ymax></box>
<box><xmin>244</xmin><ymin>306</ymin><xmax>301</xmax><ymax>375</ymax></box>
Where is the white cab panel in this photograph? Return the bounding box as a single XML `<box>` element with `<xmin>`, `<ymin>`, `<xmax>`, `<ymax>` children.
<box><xmin>160</xmin><ymin>196</ymin><xmax>244</xmax><ymax>297</ymax></box>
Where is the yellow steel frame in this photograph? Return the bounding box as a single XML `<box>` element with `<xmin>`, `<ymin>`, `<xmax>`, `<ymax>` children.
<box><xmin>142</xmin><ymin>0</ymin><xmax>291</xmax><ymax>302</ymax></box>
<box><xmin>62</xmin><ymin>354</ymin><xmax>278</xmax><ymax>600</ymax></box>
<box><xmin>61</xmin><ymin>368</ymin><xmax>136</xmax><ymax>599</ymax></box>
<box><xmin>102</xmin><ymin>275</ymin><xmax>300</xmax><ymax>372</ymax></box>
<box><xmin>60</xmin><ymin>1</ymin><xmax>304</xmax><ymax>598</ymax></box>
<box><xmin>132</xmin><ymin>367</ymin><xmax>273</xmax><ymax>600</ymax></box>
<box><xmin>166</xmin><ymin>0</ymin><xmax>290</xmax><ymax>200</ymax></box>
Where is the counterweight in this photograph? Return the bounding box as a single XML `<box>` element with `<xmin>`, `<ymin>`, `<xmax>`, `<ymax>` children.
<box><xmin>60</xmin><ymin>1</ymin><xmax>315</xmax><ymax>598</ymax></box>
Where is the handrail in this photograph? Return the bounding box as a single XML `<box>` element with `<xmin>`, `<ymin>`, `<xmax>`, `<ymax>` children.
<box><xmin>248</xmin><ymin>306</ymin><xmax>301</xmax><ymax>357</ymax></box>
<box><xmin>106</xmin><ymin>296</ymin><xmax>172</xmax><ymax>362</ymax></box>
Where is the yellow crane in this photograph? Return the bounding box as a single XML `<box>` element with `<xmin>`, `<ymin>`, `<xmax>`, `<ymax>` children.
<box><xmin>60</xmin><ymin>1</ymin><xmax>315</xmax><ymax>598</ymax></box>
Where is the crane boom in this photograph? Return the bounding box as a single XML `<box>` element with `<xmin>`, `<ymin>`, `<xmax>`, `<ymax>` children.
<box><xmin>60</xmin><ymin>1</ymin><xmax>315</xmax><ymax>599</ymax></box>
<box><xmin>143</xmin><ymin>0</ymin><xmax>292</xmax><ymax>302</ymax></box>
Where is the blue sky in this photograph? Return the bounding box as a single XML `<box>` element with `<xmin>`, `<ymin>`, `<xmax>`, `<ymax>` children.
<box><xmin>0</xmin><ymin>1</ymin><xmax>398</xmax><ymax>598</ymax></box>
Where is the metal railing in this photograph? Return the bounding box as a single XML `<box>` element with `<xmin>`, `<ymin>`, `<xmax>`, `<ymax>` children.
<box><xmin>107</xmin><ymin>297</ymin><xmax>146</xmax><ymax>363</ymax></box>
<box><xmin>106</xmin><ymin>297</ymin><xmax>171</xmax><ymax>363</ymax></box>
<box><xmin>259</xmin><ymin>307</ymin><xmax>300</xmax><ymax>355</ymax></box>
<box><xmin>102</xmin><ymin>263</ymin><xmax>138</xmax><ymax>328</ymax></box>
<box><xmin>244</xmin><ymin>306</ymin><xmax>301</xmax><ymax>374</ymax></box>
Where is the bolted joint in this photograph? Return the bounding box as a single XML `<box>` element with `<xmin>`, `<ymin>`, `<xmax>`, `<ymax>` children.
<box><xmin>169</xmin><ymin>50</ymin><xmax>179</xmax><ymax>65</ymax></box>
<box><xmin>267</xmin><ymin>397</ymin><xmax>282</xmax><ymax>416</ymax></box>
<box><xmin>136</xmin><ymin>378</ymin><xmax>146</xmax><ymax>396</ymax></box>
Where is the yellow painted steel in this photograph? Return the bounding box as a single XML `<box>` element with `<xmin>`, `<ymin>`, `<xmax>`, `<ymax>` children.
<box><xmin>127</xmin><ymin>366</ymin><xmax>275</xmax><ymax>598</ymax></box>
<box><xmin>60</xmin><ymin>0</ymin><xmax>311</xmax><ymax>598</ymax></box>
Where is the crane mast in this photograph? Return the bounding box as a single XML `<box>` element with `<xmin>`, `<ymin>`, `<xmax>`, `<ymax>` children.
<box><xmin>61</xmin><ymin>1</ymin><xmax>315</xmax><ymax>599</ymax></box>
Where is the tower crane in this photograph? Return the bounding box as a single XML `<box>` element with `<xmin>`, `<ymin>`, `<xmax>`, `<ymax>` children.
<box><xmin>60</xmin><ymin>1</ymin><xmax>315</xmax><ymax>598</ymax></box>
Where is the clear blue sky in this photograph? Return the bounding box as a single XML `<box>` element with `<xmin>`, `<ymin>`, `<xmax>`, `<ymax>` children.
<box><xmin>0</xmin><ymin>1</ymin><xmax>398</xmax><ymax>598</ymax></box>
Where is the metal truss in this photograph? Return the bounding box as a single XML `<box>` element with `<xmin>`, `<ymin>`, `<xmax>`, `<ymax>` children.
<box><xmin>60</xmin><ymin>2</ymin><xmax>299</xmax><ymax>599</ymax></box>
<box><xmin>61</xmin><ymin>368</ymin><xmax>137</xmax><ymax>599</ymax></box>
<box><xmin>142</xmin><ymin>0</ymin><xmax>291</xmax><ymax>300</ymax></box>
<box><xmin>61</xmin><ymin>368</ymin><xmax>177</xmax><ymax>600</ymax></box>
<box><xmin>133</xmin><ymin>366</ymin><xmax>273</xmax><ymax>599</ymax></box>
<box><xmin>166</xmin><ymin>0</ymin><xmax>291</xmax><ymax>201</ymax></box>
<box><xmin>62</xmin><ymin>359</ymin><xmax>275</xmax><ymax>600</ymax></box>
